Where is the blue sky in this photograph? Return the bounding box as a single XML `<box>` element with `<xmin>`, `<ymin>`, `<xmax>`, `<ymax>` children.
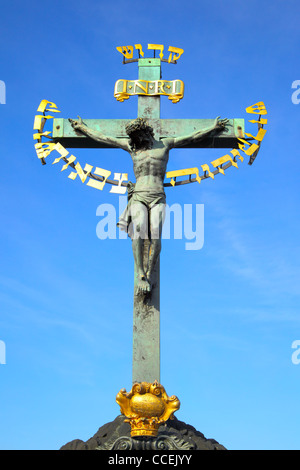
<box><xmin>0</xmin><ymin>0</ymin><xmax>300</xmax><ymax>450</ymax></box>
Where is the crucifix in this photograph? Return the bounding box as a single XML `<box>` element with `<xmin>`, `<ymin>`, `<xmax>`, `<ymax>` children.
<box><xmin>52</xmin><ymin>54</ymin><xmax>244</xmax><ymax>386</ymax></box>
<box><xmin>38</xmin><ymin>45</ymin><xmax>268</xmax><ymax>440</ymax></box>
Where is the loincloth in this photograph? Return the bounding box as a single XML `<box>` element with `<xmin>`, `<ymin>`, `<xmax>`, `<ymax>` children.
<box><xmin>117</xmin><ymin>182</ymin><xmax>166</xmax><ymax>238</ymax></box>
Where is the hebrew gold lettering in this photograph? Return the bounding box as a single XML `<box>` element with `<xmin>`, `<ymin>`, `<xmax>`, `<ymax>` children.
<box><xmin>248</xmin><ymin>118</ymin><xmax>268</xmax><ymax>125</ymax></box>
<box><xmin>36</xmin><ymin>100</ymin><xmax>59</xmax><ymax>114</ymax></box>
<box><xmin>110</xmin><ymin>173</ymin><xmax>128</xmax><ymax>194</ymax></box>
<box><xmin>238</xmin><ymin>139</ymin><xmax>260</xmax><ymax>156</ymax></box>
<box><xmin>35</xmin><ymin>142</ymin><xmax>58</xmax><ymax>163</ymax></box>
<box><xmin>211</xmin><ymin>154</ymin><xmax>238</xmax><ymax>173</ymax></box>
<box><xmin>167</xmin><ymin>46</ymin><xmax>184</xmax><ymax>63</ymax></box>
<box><xmin>52</xmin><ymin>142</ymin><xmax>70</xmax><ymax>164</ymax></box>
<box><xmin>33</xmin><ymin>131</ymin><xmax>52</xmax><ymax>140</ymax></box>
<box><xmin>166</xmin><ymin>168</ymin><xmax>201</xmax><ymax>187</ymax></box>
<box><xmin>241</xmin><ymin>143</ymin><xmax>260</xmax><ymax>156</ymax></box>
<box><xmin>244</xmin><ymin>127</ymin><xmax>267</xmax><ymax>142</ymax></box>
<box><xmin>86</xmin><ymin>167</ymin><xmax>112</xmax><ymax>191</ymax></box>
<box><xmin>116</xmin><ymin>46</ymin><xmax>134</xmax><ymax>59</ymax></box>
<box><xmin>116</xmin><ymin>43</ymin><xmax>184</xmax><ymax>61</ymax></box>
<box><xmin>214</xmin><ymin>165</ymin><xmax>225</xmax><ymax>175</ymax></box>
<box><xmin>134</xmin><ymin>44</ymin><xmax>144</xmax><ymax>57</ymax></box>
<box><xmin>245</xmin><ymin>101</ymin><xmax>267</xmax><ymax>115</ymax></box>
<box><xmin>33</xmin><ymin>114</ymin><xmax>54</xmax><ymax>131</ymax></box>
<box><xmin>201</xmin><ymin>164</ymin><xmax>214</xmax><ymax>179</ymax></box>
<box><xmin>61</xmin><ymin>155</ymin><xmax>76</xmax><ymax>172</ymax></box>
<box><xmin>68</xmin><ymin>162</ymin><xmax>93</xmax><ymax>183</ymax></box>
<box><xmin>148</xmin><ymin>44</ymin><xmax>164</xmax><ymax>60</ymax></box>
<box><xmin>35</xmin><ymin>142</ymin><xmax>69</xmax><ymax>166</ymax></box>
<box><xmin>230</xmin><ymin>149</ymin><xmax>244</xmax><ymax>163</ymax></box>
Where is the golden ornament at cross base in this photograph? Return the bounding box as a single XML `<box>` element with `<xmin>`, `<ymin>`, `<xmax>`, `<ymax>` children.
<box><xmin>116</xmin><ymin>381</ymin><xmax>180</xmax><ymax>437</ymax></box>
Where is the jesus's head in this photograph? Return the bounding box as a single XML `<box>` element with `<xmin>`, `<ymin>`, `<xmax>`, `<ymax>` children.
<box><xmin>125</xmin><ymin>118</ymin><xmax>154</xmax><ymax>151</ymax></box>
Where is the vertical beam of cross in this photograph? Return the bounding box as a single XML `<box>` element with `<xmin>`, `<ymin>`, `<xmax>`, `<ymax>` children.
<box><xmin>132</xmin><ymin>59</ymin><xmax>161</xmax><ymax>384</ymax></box>
<box><xmin>137</xmin><ymin>58</ymin><xmax>161</xmax><ymax>119</ymax></box>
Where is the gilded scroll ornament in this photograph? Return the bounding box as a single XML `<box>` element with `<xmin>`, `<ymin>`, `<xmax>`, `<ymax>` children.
<box><xmin>114</xmin><ymin>79</ymin><xmax>184</xmax><ymax>103</ymax></box>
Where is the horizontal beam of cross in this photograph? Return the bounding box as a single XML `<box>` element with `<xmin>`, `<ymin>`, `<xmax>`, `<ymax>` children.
<box><xmin>52</xmin><ymin>117</ymin><xmax>245</xmax><ymax>149</ymax></box>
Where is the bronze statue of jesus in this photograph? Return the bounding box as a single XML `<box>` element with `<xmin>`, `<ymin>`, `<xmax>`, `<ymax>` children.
<box><xmin>69</xmin><ymin>116</ymin><xmax>228</xmax><ymax>295</ymax></box>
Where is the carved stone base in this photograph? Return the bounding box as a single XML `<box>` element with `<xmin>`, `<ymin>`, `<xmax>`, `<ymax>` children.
<box><xmin>96</xmin><ymin>434</ymin><xmax>195</xmax><ymax>450</ymax></box>
<box><xmin>60</xmin><ymin>415</ymin><xmax>226</xmax><ymax>450</ymax></box>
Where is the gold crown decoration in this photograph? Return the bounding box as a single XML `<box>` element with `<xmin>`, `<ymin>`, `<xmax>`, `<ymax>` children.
<box><xmin>116</xmin><ymin>381</ymin><xmax>180</xmax><ymax>437</ymax></box>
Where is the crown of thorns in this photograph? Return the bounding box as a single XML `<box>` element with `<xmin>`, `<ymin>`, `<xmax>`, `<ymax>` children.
<box><xmin>125</xmin><ymin>118</ymin><xmax>154</xmax><ymax>137</ymax></box>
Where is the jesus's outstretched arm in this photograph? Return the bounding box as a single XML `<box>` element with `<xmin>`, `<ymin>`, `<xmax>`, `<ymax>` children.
<box><xmin>69</xmin><ymin>116</ymin><xmax>130</xmax><ymax>152</ymax></box>
<box><xmin>163</xmin><ymin>117</ymin><xmax>229</xmax><ymax>149</ymax></box>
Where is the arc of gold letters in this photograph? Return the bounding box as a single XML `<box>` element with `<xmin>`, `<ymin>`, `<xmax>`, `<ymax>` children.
<box><xmin>33</xmin><ymin>100</ymin><xmax>267</xmax><ymax>192</ymax></box>
<box><xmin>33</xmin><ymin>101</ymin><xmax>128</xmax><ymax>193</ymax></box>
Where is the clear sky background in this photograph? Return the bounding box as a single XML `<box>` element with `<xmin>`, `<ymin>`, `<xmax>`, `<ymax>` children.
<box><xmin>0</xmin><ymin>0</ymin><xmax>299</xmax><ymax>450</ymax></box>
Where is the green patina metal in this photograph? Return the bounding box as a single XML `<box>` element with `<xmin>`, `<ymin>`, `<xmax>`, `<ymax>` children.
<box><xmin>137</xmin><ymin>58</ymin><xmax>161</xmax><ymax>119</ymax></box>
<box><xmin>134</xmin><ymin>58</ymin><xmax>161</xmax><ymax>383</ymax></box>
<box><xmin>53</xmin><ymin>117</ymin><xmax>243</xmax><ymax>149</ymax></box>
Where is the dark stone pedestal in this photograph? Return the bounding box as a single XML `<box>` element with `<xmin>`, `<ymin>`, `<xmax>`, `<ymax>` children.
<box><xmin>60</xmin><ymin>415</ymin><xmax>226</xmax><ymax>450</ymax></box>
